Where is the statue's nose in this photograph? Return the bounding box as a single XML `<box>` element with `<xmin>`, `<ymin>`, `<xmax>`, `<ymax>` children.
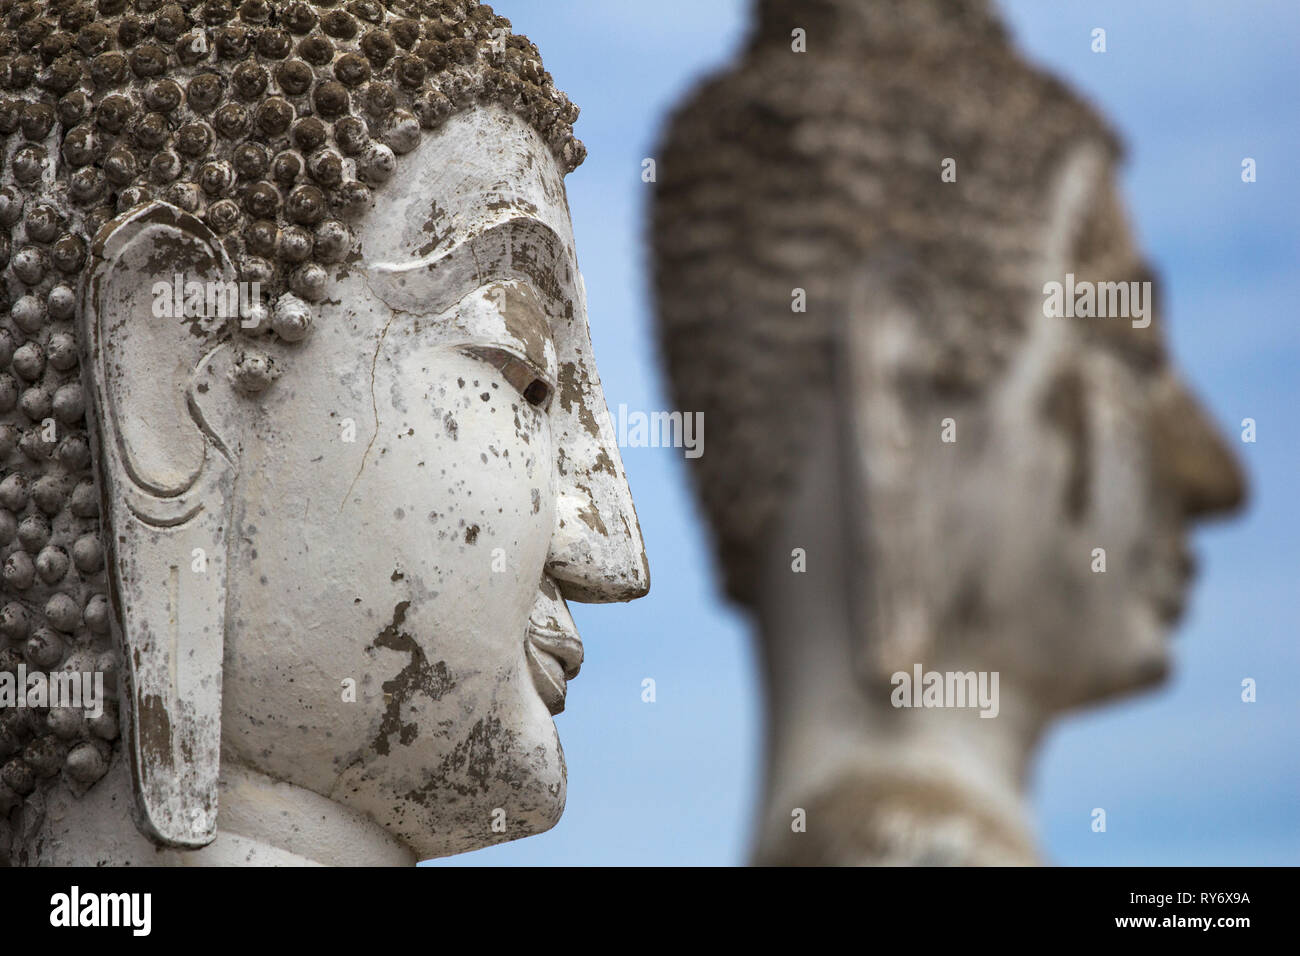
<box><xmin>545</xmin><ymin>485</ymin><xmax>650</xmax><ymax>603</ymax></box>
<box><xmin>1149</xmin><ymin>373</ymin><xmax>1247</xmax><ymax>518</ymax></box>
<box><xmin>541</xmin><ymin>358</ymin><xmax>651</xmax><ymax>603</ymax></box>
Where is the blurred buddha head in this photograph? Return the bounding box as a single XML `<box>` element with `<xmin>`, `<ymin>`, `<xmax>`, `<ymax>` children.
<box><xmin>653</xmin><ymin>0</ymin><xmax>1243</xmax><ymax>864</ymax></box>
<box><xmin>0</xmin><ymin>0</ymin><xmax>647</xmax><ymax>865</ymax></box>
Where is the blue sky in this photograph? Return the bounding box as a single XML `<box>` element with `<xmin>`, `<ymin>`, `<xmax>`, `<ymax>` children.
<box><xmin>431</xmin><ymin>0</ymin><xmax>1299</xmax><ymax>866</ymax></box>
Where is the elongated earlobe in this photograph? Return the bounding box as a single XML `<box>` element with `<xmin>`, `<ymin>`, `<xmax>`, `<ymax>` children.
<box><xmin>835</xmin><ymin>266</ymin><xmax>939</xmax><ymax>681</ymax></box>
<box><xmin>80</xmin><ymin>202</ymin><xmax>238</xmax><ymax>847</ymax></box>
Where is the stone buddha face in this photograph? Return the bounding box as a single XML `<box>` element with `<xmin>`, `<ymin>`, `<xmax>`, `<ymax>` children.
<box><xmin>654</xmin><ymin>9</ymin><xmax>1245</xmax><ymax>723</ymax></box>
<box><xmin>842</xmin><ymin>156</ymin><xmax>1245</xmax><ymax>715</ymax></box>
<box><xmin>221</xmin><ymin>105</ymin><xmax>648</xmax><ymax>858</ymax></box>
<box><xmin>0</xmin><ymin>0</ymin><xmax>646</xmax><ymax>864</ymax></box>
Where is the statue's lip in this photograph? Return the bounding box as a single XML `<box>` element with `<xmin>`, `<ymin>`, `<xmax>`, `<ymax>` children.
<box><xmin>527</xmin><ymin>642</ymin><xmax>568</xmax><ymax>716</ymax></box>
<box><xmin>526</xmin><ymin>621</ymin><xmax>583</xmax><ymax>716</ymax></box>
<box><xmin>1152</xmin><ymin>544</ymin><xmax>1197</xmax><ymax>626</ymax></box>
<box><xmin>527</xmin><ymin>623</ymin><xmax>583</xmax><ymax>679</ymax></box>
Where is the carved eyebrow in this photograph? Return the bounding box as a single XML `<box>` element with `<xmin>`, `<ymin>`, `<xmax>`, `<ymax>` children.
<box><xmin>372</xmin><ymin>217</ymin><xmax>568</xmax><ymax>282</ymax></box>
<box><xmin>364</xmin><ymin>217</ymin><xmax>573</xmax><ymax>321</ymax></box>
<box><xmin>494</xmin><ymin>284</ymin><xmax>554</xmax><ymax>374</ymax></box>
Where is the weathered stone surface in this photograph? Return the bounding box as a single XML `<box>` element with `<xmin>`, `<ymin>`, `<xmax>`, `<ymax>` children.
<box><xmin>652</xmin><ymin>0</ymin><xmax>1244</xmax><ymax>866</ymax></box>
<box><xmin>1</xmin><ymin>0</ymin><xmax>647</xmax><ymax>866</ymax></box>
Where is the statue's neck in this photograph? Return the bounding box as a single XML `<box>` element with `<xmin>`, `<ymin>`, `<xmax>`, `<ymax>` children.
<box><xmin>750</xmin><ymin>404</ymin><xmax>1042</xmax><ymax>866</ymax></box>
<box><xmin>753</xmin><ymin>599</ymin><xmax>1044</xmax><ymax>865</ymax></box>
<box><xmin>202</xmin><ymin>760</ymin><xmax>416</xmax><ymax>866</ymax></box>
<box><xmin>15</xmin><ymin>753</ymin><xmax>415</xmax><ymax>867</ymax></box>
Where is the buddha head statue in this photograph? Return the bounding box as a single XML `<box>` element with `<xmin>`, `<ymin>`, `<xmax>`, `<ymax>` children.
<box><xmin>653</xmin><ymin>0</ymin><xmax>1244</xmax><ymax>864</ymax></box>
<box><xmin>0</xmin><ymin>0</ymin><xmax>648</xmax><ymax>865</ymax></box>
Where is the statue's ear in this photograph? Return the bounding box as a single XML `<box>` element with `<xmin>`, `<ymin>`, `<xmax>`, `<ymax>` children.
<box><xmin>80</xmin><ymin>202</ymin><xmax>238</xmax><ymax>848</ymax></box>
<box><xmin>834</xmin><ymin>147</ymin><xmax>1112</xmax><ymax>683</ymax></box>
<box><xmin>833</xmin><ymin>263</ymin><xmax>941</xmax><ymax>681</ymax></box>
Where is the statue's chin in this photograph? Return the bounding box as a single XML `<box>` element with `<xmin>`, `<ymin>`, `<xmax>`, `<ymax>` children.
<box><xmin>325</xmin><ymin>691</ymin><xmax>568</xmax><ymax>861</ymax></box>
<box><xmin>1117</xmin><ymin>598</ymin><xmax>1176</xmax><ymax>692</ymax></box>
<box><xmin>1056</xmin><ymin>600</ymin><xmax>1174</xmax><ymax>710</ymax></box>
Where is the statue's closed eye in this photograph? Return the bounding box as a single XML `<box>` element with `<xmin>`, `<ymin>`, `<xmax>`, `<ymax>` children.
<box><xmin>461</xmin><ymin>345</ymin><xmax>554</xmax><ymax>412</ymax></box>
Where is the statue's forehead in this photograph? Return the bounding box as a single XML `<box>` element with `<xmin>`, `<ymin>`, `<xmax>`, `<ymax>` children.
<box><xmin>358</xmin><ymin>104</ymin><xmax>576</xmax><ymax>271</ymax></box>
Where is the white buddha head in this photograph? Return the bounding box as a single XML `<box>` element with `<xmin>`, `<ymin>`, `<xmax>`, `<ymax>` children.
<box><xmin>0</xmin><ymin>0</ymin><xmax>646</xmax><ymax>863</ymax></box>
